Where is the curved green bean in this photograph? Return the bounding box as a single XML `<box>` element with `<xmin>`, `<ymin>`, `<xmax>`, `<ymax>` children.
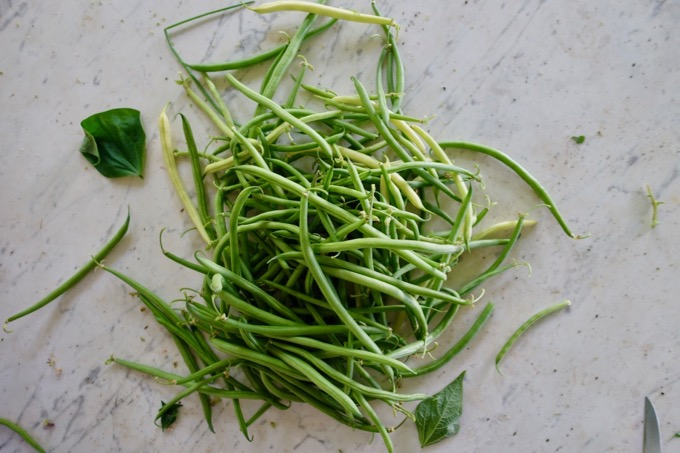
<box><xmin>495</xmin><ymin>300</ymin><xmax>572</xmax><ymax>373</ymax></box>
<box><xmin>4</xmin><ymin>211</ymin><xmax>130</xmax><ymax>330</ymax></box>
<box><xmin>0</xmin><ymin>418</ymin><xmax>46</xmax><ymax>453</ymax></box>
<box><xmin>439</xmin><ymin>141</ymin><xmax>582</xmax><ymax>239</ymax></box>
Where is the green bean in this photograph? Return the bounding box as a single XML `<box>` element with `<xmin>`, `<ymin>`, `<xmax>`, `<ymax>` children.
<box><xmin>173</xmin><ymin>149</ymin><xmax>223</xmax><ymax>163</ymax></box>
<box><xmin>273</xmin><ymin>372</ymin><xmax>376</xmax><ymax>431</ymax></box>
<box><xmin>259</xmin><ymin>370</ymin><xmax>301</xmax><ymax>403</ymax></box>
<box><xmin>301</xmin><ymin>82</ymin><xmax>336</xmax><ymax>98</ymax></box>
<box><xmin>495</xmin><ymin>300</ymin><xmax>572</xmax><ymax>373</ymax></box>
<box><xmin>186</xmin><ymin>19</ymin><xmax>338</xmax><ymax>72</ymax></box>
<box><xmin>408</xmin><ymin>302</ymin><xmax>495</xmax><ymax>376</ymax></box>
<box><xmin>159</xmin><ymin>229</ymin><xmax>210</xmax><ymax>275</ymax></box>
<box><xmin>439</xmin><ymin>141</ymin><xmax>582</xmax><ymax>239</ymax></box>
<box><xmin>313</xmin><ymin>237</ymin><xmax>460</xmax><ymax>255</ymax></box>
<box><xmin>4</xmin><ymin>211</ymin><xmax>129</xmax><ymax>330</ymax></box>
<box><xmin>259</xmin><ymin>279</ymin><xmax>332</xmax><ymax>311</ymax></box>
<box><xmin>108</xmin><ymin>356</ymin><xmax>260</xmax><ymax>399</ymax></box>
<box><xmin>171</xmin><ymin>333</ymin><xmax>215</xmax><ymax>432</ymax></box>
<box><xmin>0</xmin><ymin>417</ymin><xmax>46</xmax><ymax>453</ymax></box>
<box><xmin>172</xmin><ymin>357</ymin><xmax>236</xmax><ymax>385</ymax></box>
<box><xmin>316</xmin><ymin>96</ymin><xmax>424</xmax><ymax>122</ymax></box>
<box><xmin>319</xmin><ymin>265</ymin><xmax>428</xmax><ymax>340</ymax></box>
<box><xmin>270</xmin><ymin>334</ymin><xmax>414</xmax><ymax>375</ymax></box>
<box><xmin>226</xmin><ymin>73</ymin><xmax>335</xmax><ymax>158</ymax></box>
<box><xmin>196</xmin><ymin>254</ymin><xmax>302</xmax><ymax>322</ymax></box>
<box><xmin>254</xmin><ymin>2</ymin><xmax>324</xmax><ymax>116</ymax></box>
<box><xmin>160</xmin><ymin>108</ymin><xmax>213</xmax><ymax>244</ymax></box>
<box><xmin>180</xmin><ymin>78</ymin><xmax>234</xmax><ymax>139</ymax></box>
<box><xmin>371</xmin><ymin>160</ymin><xmax>479</xmax><ymax>180</ymax></box>
<box><xmin>270</xmin><ymin>129</ymin><xmax>345</xmax><ymax>152</ymax></box>
<box><xmin>108</xmin><ymin>356</ymin><xmax>190</xmax><ymax>382</ymax></box>
<box><xmin>249</xmin><ymin>1</ymin><xmax>397</xmax><ymax>28</ymax></box>
<box><xmin>102</xmin><ymin>266</ymin><xmax>181</xmax><ymax>324</ymax></box>
<box><xmin>268</xmin><ymin>158</ymin><xmax>314</xmax><ymax>188</ymax></box>
<box><xmin>218</xmin><ymin>286</ymin><xmax>296</xmax><ymax>327</ymax></box>
<box><xmin>180</xmin><ymin>114</ymin><xmax>216</xmax><ymax>241</ymax></box>
<box><xmin>275</xmin><ymin>342</ymin><xmax>428</xmax><ymax>402</ymax></box>
<box><xmin>163</xmin><ymin>3</ymin><xmax>252</xmax><ymax>112</ymax></box>
<box><xmin>284</xmin><ymin>62</ymin><xmax>308</xmax><ymax>110</ymax></box>
<box><xmin>353</xmin><ymin>391</ymin><xmax>394</xmax><ymax>453</ymax></box>
<box><xmin>312</xmin><ymin>256</ymin><xmax>468</xmax><ymax>305</ymax></box>
<box><xmin>188</xmin><ymin>302</ymin><xmax>382</xmax><ymax>338</ymax></box>
<box><xmin>203</xmin><ymin>75</ymin><xmax>234</xmax><ymax>127</ymax></box>
<box><xmin>375</xmin><ymin>46</ymin><xmax>392</xmax><ymax>126</ymax></box>
<box><xmin>413</xmin><ymin>126</ymin><xmax>474</xmax><ymax>242</ymax></box>
<box><xmin>373</xmin><ymin>2</ymin><xmax>404</xmax><ymax>111</ymax></box>
<box><xmin>226</xmin><ymin>185</ymin><xmax>262</xmax><ymax>276</ymax></box>
<box><xmin>472</xmin><ymin>218</ymin><xmax>535</xmax><ymax>240</ymax></box>
<box><xmin>379</xmin><ymin>161</ymin><xmax>406</xmax><ymax>211</ymax></box>
<box><xmin>271</xmin><ymin>347</ymin><xmax>362</xmax><ymax>417</ymax></box>
<box><xmin>211</xmin><ymin>338</ymin><xmax>305</xmax><ymax>380</ymax></box>
<box><xmin>458</xmin><ymin>215</ymin><xmax>527</xmax><ymax>295</ymax></box>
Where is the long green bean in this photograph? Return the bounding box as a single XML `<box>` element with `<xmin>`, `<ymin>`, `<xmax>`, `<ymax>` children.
<box><xmin>0</xmin><ymin>418</ymin><xmax>46</xmax><ymax>453</ymax></box>
<box><xmin>439</xmin><ymin>141</ymin><xmax>582</xmax><ymax>239</ymax></box>
<box><xmin>4</xmin><ymin>212</ymin><xmax>130</xmax><ymax>330</ymax></box>
<box><xmin>249</xmin><ymin>1</ymin><xmax>397</xmax><ymax>27</ymax></box>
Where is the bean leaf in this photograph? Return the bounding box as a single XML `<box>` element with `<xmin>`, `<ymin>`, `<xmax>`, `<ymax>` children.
<box><xmin>158</xmin><ymin>401</ymin><xmax>182</xmax><ymax>432</ymax></box>
<box><xmin>415</xmin><ymin>370</ymin><xmax>465</xmax><ymax>447</ymax></box>
<box><xmin>570</xmin><ymin>135</ymin><xmax>585</xmax><ymax>144</ymax></box>
<box><xmin>79</xmin><ymin>108</ymin><xmax>146</xmax><ymax>178</ymax></box>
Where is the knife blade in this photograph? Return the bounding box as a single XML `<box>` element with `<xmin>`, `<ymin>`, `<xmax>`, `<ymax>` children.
<box><xmin>643</xmin><ymin>397</ymin><xmax>662</xmax><ymax>453</ymax></box>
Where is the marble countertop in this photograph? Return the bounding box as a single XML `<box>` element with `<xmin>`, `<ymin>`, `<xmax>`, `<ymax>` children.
<box><xmin>1</xmin><ymin>1</ymin><xmax>679</xmax><ymax>452</ymax></box>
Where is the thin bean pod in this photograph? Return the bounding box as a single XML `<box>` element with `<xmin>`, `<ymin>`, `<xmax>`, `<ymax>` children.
<box><xmin>495</xmin><ymin>300</ymin><xmax>572</xmax><ymax>373</ymax></box>
<box><xmin>0</xmin><ymin>418</ymin><xmax>46</xmax><ymax>453</ymax></box>
<box><xmin>249</xmin><ymin>1</ymin><xmax>397</xmax><ymax>28</ymax></box>
<box><xmin>226</xmin><ymin>73</ymin><xmax>335</xmax><ymax>158</ymax></box>
<box><xmin>439</xmin><ymin>141</ymin><xmax>582</xmax><ymax>238</ymax></box>
<box><xmin>160</xmin><ymin>108</ymin><xmax>212</xmax><ymax>244</ymax></box>
<box><xmin>4</xmin><ymin>211</ymin><xmax>129</xmax><ymax>330</ymax></box>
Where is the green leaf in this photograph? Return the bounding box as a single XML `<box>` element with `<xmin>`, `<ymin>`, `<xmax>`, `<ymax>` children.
<box><xmin>159</xmin><ymin>400</ymin><xmax>182</xmax><ymax>432</ymax></box>
<box><xmin>79</xmin><ymin>108</ymin><xmax>146</xmax><ymax>178</ymax></box>
<box><xmin>570</xmin><ymin>135</ymin><xmax>585</xmax><ymax>144</ymax></box>
<box><xmin>674</xmin><ymin>432</ymin><xmax>680</xmax><ymax>438</ymax></box>
<box><xmin>415</xmin><ymin>370</ymin><xmax>465</xmax><ymax>447</ymax></box>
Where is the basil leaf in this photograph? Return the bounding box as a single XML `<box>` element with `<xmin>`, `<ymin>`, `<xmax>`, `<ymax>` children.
<box><xmin>159</xmin><ymin>401</ymin><xmax>182</xmax><ymax>432</ymax></box>
<box><xmin>79</xmin><ymin>108</ymin><xmax>146</xmax><ymax>178</ymax></box>
<box><xmin>415</xmin><ymin>370</ymin><xmax>465</xmax><ymax>447</ymax></box>
<box><xmin>570</xmin><ymin>135</ymin><xmax>585</xmax><ymax>144</ymax></box>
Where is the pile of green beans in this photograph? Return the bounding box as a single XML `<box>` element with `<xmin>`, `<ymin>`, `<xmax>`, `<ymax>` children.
<box><xmin>104</xmin><ymin>2</ymin><xmax>577</xmax><ymax>450</ymax></box>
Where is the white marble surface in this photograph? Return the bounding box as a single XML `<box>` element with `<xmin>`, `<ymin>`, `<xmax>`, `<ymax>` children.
<box><xmin>1</xmin><ymin>1</ymin><xmax>679</xmax><ymax>452</ymax></box>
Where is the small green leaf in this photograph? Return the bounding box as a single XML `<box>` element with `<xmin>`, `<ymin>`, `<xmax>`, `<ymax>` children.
<box><xmin>570</xmin><ymin>135</ymin><xmax>585</xmax><ymax>144</ymax></box>
<box><xmin>79</xmin><ymin>108</ymin><xmax>146</xmax><ymax>178</ymax></box>
<box><xmin>674</xmin><ymin>432</ymin><xmax>680</xmax><ymax>438</ymax></box>
<box><xmin>415</xmin><ymin>370</ymin><xmax>465</xmax><ymax>447</ymax></box>
<box><xmin>159</xmin><ymin>400</ymin><xmax>182</xmax><ymax>432</ymax></box>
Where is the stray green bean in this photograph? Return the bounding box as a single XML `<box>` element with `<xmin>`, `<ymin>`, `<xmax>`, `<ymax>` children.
<box><xmin>495</xmin><ymin>300</ymin><xmax>572</xmax><ymax>373</ymax></box>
